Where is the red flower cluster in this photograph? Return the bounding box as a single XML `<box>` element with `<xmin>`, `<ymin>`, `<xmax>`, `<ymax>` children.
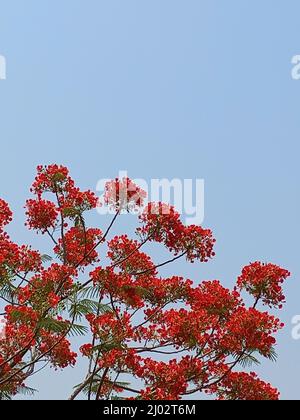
<box><xmin>136</xmin><ymin>357</ymin><xmax>205</xmax><ymax>400</ymax></box>
<box><xmin>91</xmin><ymin>267</ymin><xmax>145</xmax><ymax>308</ymax></box>
<box><xmin>86</xmin><ymin>311</ymin><xmax>133</xmax><ymax>345</ymax></box>
<box><xmin>0</xmin><ymin>165</ymin><xmax>291</xmax><ymax>400</ymax></box>
<box><xmin>0</xmin><ymin>230</ymin><xmax>42</xmax><ymax>285</ymax></box>
<box><xmin>138</xmin><ymin>276</ymin><xmax>192</xmax><ymax>306</ymax></box>
<box><xmin>215</xmin><ymin>371</ymin><xmax>280</xmax><ymax>400</ymax></box>
<box><xmin>54</xmin><ymin>227</ymin><xmax>102</xmax><ymax>266</ymax></box>
<box><xmin>237</xmin><ymin>262</ymin><xmax>291</xmax><ymax>308</ymax></box>
<box><xmin>107</xmin><ymin>235</ymin><xmax>156</xmax><ymax>274</ymax></box>
<box><xmin>148</xmin><ymin>307</ymin><xmax>214</xmax><ymax>349</ymax></box>
<box><xmin>0</xmin><ymin>314</ymin><xmax>35</xmax><ymax>392</ymax></box>
<box><xmin>39</xmin><ymin>330</ymin><xmax>77</xmax><ymax>369</ymax></box>
<box><xmin>219</xmin><ymin>308</ymin><xmax>283</xmax><ymax>356</ymax></box>
<box><xmin>79</xmin><ymin>343</ymin><xmax>93</xmax><ymax>357</ymax></box>
<box><xmin>25</xmin><ymin>199</ymin><xmax>58</xmax><ymax>233</ymax></box>
<box><xmin>59</xmin><ymin>186</ymin><xmax>98</xmax><ymax>219</ymax></box>
<box><xmin>17</xmin><ymin>246</ymin><xmax>42</xmax><ymax>273</ymax></box>
<box><xmin>96</xmin><ymin>348</ymin><xmax>141</xmax><ymax>372</ymax></box>
<box><xmin>188</xmin><ymin>280</ymin><xmax>241</xmax><ymax>318</ymax></box>
<box><xmin>17</xmin><ymin>264</ymin><xmax>76</xmax><ymax>308</ymax></box>
<box><xmin>31</xmin><ymin>164</ymin><xmax>70</xmax><ymax>197</ymax></box>
<box><xmin>5</xmin><ymin>305</ymin><xmax>39</xmax><ymax>328</ymax></box>
<box><xmin>29</xmin><ymin>164</ymin><xmax>98</xmax><ymax>230</ymax></box>
<box><xmin>138</xmin><ymin>203</ymin><xmax>216</xmax><ymax>262</ymax></box>
<box><xmin>104</xmin><ymin>177</ymin><xmax>147</xmax><ymax>212</ymax></box>
<box><xmin>0</xmin><ymin>199</ymin><xmax>12</xmax><ymax>230</ymax></box>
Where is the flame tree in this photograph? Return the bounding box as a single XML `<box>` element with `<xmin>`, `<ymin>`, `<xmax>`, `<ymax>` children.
<box><xmin>0</xmin><ymin>165</ymin><xmax>290</xmax><ymax>400</ymax></box>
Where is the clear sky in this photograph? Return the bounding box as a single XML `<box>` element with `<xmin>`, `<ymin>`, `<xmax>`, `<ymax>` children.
<box><xmin>0</xmin><ymin>0</ymin><xmax>299</xmax><ymax>400</ymax></box>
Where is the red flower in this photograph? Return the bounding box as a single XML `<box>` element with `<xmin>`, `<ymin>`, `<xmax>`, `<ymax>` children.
<box><xmin>188</xmin><ymin>280</ymin><xmax>241</xmax><ymax>317</ymax></box>
<box><xmin>0</xmin><ymin>199</ymin><xmax>12</xmax><ymax>230</ymax></box>
<box><xmin>136</xmin><ymin>357</ymin><xmax>206</xmax><ymax>400</ymax></box>
<box><xmin>25</xmin><ymin>199</ymin><xmax>58</xmax><ymax>233</ymax></box>
<box><xmin>215</xmin><ymin>372</ymin><xmax>280</xmax><ymax>400</ymax></box>
<box><xmin>80</xmin><ymin>343</ymin><xmax>93</xmax><ymax>357</ymax></box>
<box><xmin>138</xmin><ymin>203</ymin><xmax>215</xmax><ymax>262</ymax></box>
<box><xmin>220</xmin><ymin>307</ymin><xmax>283</xmax><ymax>356</ymax></box>
<box><xmin>104</xmin><ymin>177</ymin><xmax>147</xmax><ymax>211</ymax></box>
<box><xmin>86</xmin><ymin>311</ymin><xmax>133</xmax><ymax>344</ymax></box>
<box><xmin>237</xmin><ymin>262</ymin><xmax>290</xmax><ymax>308</ymax></box>
<box><xmin>107</xmin><ymin>235</ymin><xmax>156</xmax><ymax>274</ymax></box>
<box><xmin>31</xmin><ymin>164</ymin><xmax>70</xmax><ymax>197</ymax></box>
<box><xmin>39</xmin><ymin>330</ymin><xmax>77</xmax><ymax>369</ymax></box>
<box><xmin>17</xmin><ymin>264</ymin><xmax>76</xmax><ymax>306</ymax></box>
<box><xmin>61</xmin><ymin>187</ymin><xmax>98</xmax><ymax>217</ymax></box>
<box><xmin>0</xmin><ymin>165</ymin><xmax>291</xmax><ymax>401</ymax></box>
<box><xmin>54</xmin><ymin>227</ymin><xmax>102</xmax><ymax>266</ymax></box>
<box><xmin>48</xmin><ymin>292</ymin><xmax>60</xmax><ymax>308</ymax></box>
<box><xmin>0</xmin><ymin>234</ymin><xmax>41</xmax><ymax>277</ymax></box>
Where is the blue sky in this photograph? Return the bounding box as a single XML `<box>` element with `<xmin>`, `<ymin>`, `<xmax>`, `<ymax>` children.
<box><xmin>0</xmin><ymin>0</ymin><xmax>299</xmax><ymax>399</ymax></box>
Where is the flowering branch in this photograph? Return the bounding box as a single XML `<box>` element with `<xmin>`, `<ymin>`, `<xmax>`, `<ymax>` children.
<box><xmin>0</xmin><ymin>165</ymin><xmax>290</xmax><ymax>401</ymax></box>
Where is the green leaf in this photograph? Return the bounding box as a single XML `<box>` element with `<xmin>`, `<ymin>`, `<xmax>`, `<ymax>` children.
<box><xmin>0</xmin><ymin>283</ymin><xmax>16</xmax><ymax>301</ymax></box>
<box><xmin>79</xmin><ymin>285</ymin><xmax>101</xmax><ymax>300</ymax></box>
<box><xmin>17</xmin><ymin>385</ymin><xmax>37</xmax><ymax>396</ymax></box>
<box><xmin>266</xmin><ymin>347</ymin><xmax>278</xmax><ymax>363</ymax></box>
<box><xmin>0</xmin><ymin>385</ymin><xmax>37</xmax><ymax>400</ymax></box>
<box><xmin>41</xmin><ymin>254</ymin><xmax>52</xmax><ymax>263</ymax></box>
<box><xmin>38</xmin><ymin>317</ymin><xmax>88</xmax><ymax>337</ymax></box>
<box><xmin>69</xmin><ymin>299</ymin><xmax>111</xmax><ymax>321</ymax></box>
<box><xmin>238</xmin><ymin>352</ymin><xmax>260</xmax><ymax>368</ymax></box>
<box><xmin>68</xmin><ymin>323</ymin><xmax>89</xmax><ymax>337</ymax></box>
